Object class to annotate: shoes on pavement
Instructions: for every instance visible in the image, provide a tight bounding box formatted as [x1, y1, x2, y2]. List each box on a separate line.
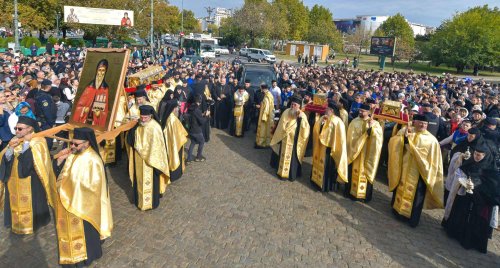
[195, 156, 206, 162]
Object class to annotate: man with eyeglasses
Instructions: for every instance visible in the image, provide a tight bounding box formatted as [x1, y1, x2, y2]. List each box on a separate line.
[127, 105, 170, 210]
[0, 116, 55, 235]
[52, 127, 113, 266]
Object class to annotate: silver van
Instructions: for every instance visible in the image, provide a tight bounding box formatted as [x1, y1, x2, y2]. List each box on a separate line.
[247, 48, 276, 63]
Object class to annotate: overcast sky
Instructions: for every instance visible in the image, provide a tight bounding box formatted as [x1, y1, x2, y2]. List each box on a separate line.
[168, 0, 498, 27]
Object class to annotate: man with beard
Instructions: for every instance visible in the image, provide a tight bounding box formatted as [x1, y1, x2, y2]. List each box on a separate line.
[127, 105, 170, 210]
[210, 76, 223, 128]
[344, 103, 383, 202]
[216, 77, 233, 129]
[147, 80, 165, 110]
[243, 79, 255, 131]
[443, 144, 499, 253]
[255, 84, 274, 148]
[311, 101, 348, 192]
[388, 114, 444, 227]
[0, 116, 55, 235]
[230, 85, 250, 137]
[53, 127, 113, 266]
[270, 95, 310, 181]
[160, 100, 188, 181]
[72, 59, 110, 127]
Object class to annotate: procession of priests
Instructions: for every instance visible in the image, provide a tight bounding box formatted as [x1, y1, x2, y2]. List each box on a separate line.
[1, 78, 499, 267]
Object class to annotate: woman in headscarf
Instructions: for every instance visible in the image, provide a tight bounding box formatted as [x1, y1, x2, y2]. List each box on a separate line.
[8, 101, 36, 135]
[160, 99, 188, 181]
[443, 144, 499, 254]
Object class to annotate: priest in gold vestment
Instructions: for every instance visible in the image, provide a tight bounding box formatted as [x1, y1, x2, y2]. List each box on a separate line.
[230, 85, 250, 137]
[0, 116, 55, 235]
[344, 104, 383, 202]
[53, 127, 113, 266]
[147, 80, 165, 110]
[270, 95, 310, 181]
[388, 114, 444, 227]
[160, 100, 188, 181]
[311, 101, 348, 192]
[127, 105, 170, 210]
[255, 84, 274, 148]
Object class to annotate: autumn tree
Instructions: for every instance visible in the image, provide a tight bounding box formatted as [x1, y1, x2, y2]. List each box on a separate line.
[274, 0, 309, 40]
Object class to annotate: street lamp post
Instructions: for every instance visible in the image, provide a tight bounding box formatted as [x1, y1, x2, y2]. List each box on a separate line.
[150, 0, 154, 58]
[14, 0, 20, 51]
[181, 0, 184, 34]
[56, 11, 60, 38]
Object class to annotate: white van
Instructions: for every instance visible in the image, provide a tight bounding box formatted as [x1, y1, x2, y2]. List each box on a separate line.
[247, 48, 276, 63]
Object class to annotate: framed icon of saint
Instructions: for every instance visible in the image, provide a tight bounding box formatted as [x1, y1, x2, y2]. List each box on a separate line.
[70, 48, 130, 132]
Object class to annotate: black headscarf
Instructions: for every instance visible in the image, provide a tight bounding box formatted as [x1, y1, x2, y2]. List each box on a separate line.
[160, 100, 178, 129]
[160, 89, 175, 103]
[73, 127, 100, 158]
[451, 128, 483, 157]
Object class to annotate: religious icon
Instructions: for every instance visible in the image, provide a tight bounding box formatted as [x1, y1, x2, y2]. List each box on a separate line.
[121, 12, 132, 28]
[66, 8, 79, 23]
[72, 59, 110, 127]
[70, 49, 130, 132]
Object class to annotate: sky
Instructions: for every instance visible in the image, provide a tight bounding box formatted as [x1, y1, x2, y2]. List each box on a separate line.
[167, 0, 498, 27]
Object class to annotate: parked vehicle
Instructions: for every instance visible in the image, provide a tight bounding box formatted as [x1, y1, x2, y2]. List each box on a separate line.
[200, 45, 216, 58]
[238, 63, 277, 89]
[247, 48, 276, 63]
[214, 45, 230, 55]
[239, 48, 249, 57]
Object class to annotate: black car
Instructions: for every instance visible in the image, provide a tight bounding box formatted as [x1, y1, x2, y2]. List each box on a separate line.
[238, 63, 277, 88]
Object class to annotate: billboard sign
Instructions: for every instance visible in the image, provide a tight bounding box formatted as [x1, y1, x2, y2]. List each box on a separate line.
[370, 37, 396, 56]
[64, 6, 134, 27]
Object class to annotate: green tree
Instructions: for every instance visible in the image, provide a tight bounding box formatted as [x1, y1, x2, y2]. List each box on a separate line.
[306, 5, 343, 52]
[374, 13, 415, 63]
[180, 10, 201, 33]
[427, 5, 500, 73]
[274, 0, 309, 40]
[219, 17, 244, 47]
[232, 1, 271, 46]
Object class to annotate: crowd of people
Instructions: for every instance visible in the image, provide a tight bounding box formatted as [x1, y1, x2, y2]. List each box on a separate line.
[0, 44, 499, 266]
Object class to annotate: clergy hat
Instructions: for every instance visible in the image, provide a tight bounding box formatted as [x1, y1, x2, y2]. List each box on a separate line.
[151, 80, 159, 85]
[73, 127, 100, 156]
[474, 143, 489, 154]
[290, 95, 303, 105]
[413, 114, 429, 122]
[134, 90, 148, 98]
[328, 100, 336, 110]
[160, 100, 179, 129]
[41, 79, 52, 86]
[244, 79, 251, 83]
[17, 116, 40, 132]
[359, 104, 371, 111]
[139, 105, 155, 116]
[136, 84, 147, 91]
[237, 85, 245, 90]
[468, 127, 480, 135]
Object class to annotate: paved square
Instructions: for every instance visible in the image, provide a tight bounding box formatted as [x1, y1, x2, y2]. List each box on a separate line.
[1, 128, 499, 267]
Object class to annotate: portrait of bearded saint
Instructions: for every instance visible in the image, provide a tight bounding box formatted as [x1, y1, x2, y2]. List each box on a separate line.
[73, 59, 110, 128]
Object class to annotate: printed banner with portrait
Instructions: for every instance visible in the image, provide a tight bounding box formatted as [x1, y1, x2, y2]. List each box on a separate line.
[64, 6, 134, 27]
[69, 48, 130, 132]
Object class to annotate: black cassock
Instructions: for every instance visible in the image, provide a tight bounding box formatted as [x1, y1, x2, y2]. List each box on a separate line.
[52, 160, 103, 267]
[443, 168, 500, 254]
[169, 150, 183, 182]
[270, 117, 303, 181]
[216, 84, 233, 130]
[311, 124, 339, 192]
[127, 125, 162, 209]
[0, 148, 50, 232]
[304, 111, 316, 157]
